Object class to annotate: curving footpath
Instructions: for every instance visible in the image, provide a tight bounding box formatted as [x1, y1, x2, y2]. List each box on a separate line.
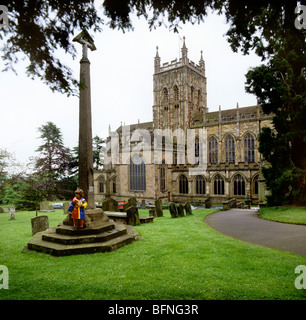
[205, 209, 306, 256]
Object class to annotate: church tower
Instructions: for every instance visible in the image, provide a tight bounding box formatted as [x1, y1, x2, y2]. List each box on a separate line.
[153, 37, 207, 131]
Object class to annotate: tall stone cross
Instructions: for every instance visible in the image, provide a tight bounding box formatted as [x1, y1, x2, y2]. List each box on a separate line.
[73, 30, 97, 209]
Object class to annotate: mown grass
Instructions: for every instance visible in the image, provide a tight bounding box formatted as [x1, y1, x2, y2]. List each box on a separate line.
[0, 208, 306, 300]
[259, 206, 306, 225]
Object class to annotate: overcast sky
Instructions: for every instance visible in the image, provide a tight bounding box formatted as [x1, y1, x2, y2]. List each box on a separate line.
[1, 10, 262, 168]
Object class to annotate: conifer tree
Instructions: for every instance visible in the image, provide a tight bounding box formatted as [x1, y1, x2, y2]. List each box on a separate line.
[34, 122, 71, 199]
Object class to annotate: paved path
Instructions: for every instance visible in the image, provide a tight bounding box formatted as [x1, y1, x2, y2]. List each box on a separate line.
[205, 209, 306, 256]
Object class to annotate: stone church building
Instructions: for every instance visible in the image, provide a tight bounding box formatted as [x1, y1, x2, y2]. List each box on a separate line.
[94, 38, 272, 205]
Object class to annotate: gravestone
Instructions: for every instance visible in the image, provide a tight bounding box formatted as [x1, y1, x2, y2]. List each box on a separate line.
[140, 200, 146, 209]
[149, 208, 156, 217]
[169, 203, 178, 218]
[109, 198, 118, 211]
[128, 197, 137, 207]
[9, 206, 15, 220]
[123, 202, 129, 212]
[177, 204, 185, 217]
[40, 201, 50, 211]
[102, 197, 119, 212]
[184, 202, 192, 215]
[126, 206, 140, 226]
[205, 198, 211, 208]
[155, 199, 163, 217]
[40, 201, 53, 211]
[31, 215, 49, 235]
[102, 199, 109, 211]
[63, 202, 70, 214]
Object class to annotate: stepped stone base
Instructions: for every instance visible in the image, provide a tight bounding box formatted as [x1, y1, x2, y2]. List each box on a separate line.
[25, 208, 139, 256]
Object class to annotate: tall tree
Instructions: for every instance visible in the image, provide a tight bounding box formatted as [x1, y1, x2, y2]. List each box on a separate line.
[34, 121, 71, 199]
[242, 3, 306, 205]
[93, 135, 105, 170]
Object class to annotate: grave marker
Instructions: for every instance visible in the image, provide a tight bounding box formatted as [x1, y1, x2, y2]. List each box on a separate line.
[31, 215, 49, 235]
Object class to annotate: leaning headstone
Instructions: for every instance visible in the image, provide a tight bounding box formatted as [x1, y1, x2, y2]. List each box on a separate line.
[169, 203, 178, 218]
[155, 199, 163, 217]
[177, 204, 185, 217]
[63, 202, 70, 214]
[31, 215, 49, 235]
[9, 206, 15, 220]
[126, 206, 140, 226]
[184, 202, 192, 215]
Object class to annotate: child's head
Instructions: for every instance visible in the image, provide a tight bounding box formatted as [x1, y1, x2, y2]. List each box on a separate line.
[75, 188, 84, 199]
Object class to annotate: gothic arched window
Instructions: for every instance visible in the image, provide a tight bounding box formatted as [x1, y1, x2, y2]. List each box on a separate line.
[130, 155, 146, 191]
[214, 174, 224, 195]
[253, 175, 259, 195]
[244, 133, 255, 162]
[233, 174, 245, 196]
[179, 175, 188, 194]
[195, 175, 205, 195]
[98, 175, 104, 193]
[174, 85, 179, 102]
[195, 137, 203, 164]
[163, 88, 169, 110]
[191, 86, 194, 102]
[160, 165, 166, 193]
[112, 176, 117, 194]
[225, 135, 235, 163]
[190, 86, 194, 110]
[208, 136, 218, 164]
[197, 90, 201, 110]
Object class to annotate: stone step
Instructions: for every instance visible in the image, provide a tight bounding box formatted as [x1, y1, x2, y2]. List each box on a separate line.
[56, 220, 115, 236]
[42, 226, 127, 245]
[27, 231, 135, 257]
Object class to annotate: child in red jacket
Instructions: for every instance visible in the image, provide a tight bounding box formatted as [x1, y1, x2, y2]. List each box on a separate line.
[68, 188, 87, 229]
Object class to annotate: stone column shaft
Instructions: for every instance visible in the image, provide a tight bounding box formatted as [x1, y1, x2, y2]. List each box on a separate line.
[79, 55, 95, 209]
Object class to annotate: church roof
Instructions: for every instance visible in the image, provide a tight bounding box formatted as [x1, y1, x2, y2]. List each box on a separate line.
[115, 121, 154, 134]
[191, 105, 264, 126]
[206, 105, 258, 119]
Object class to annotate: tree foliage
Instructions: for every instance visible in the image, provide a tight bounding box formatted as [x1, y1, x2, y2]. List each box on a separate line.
[1, 0, 103, 96]
[3, 178, 38, 211]
[243, 4, 306, 205]
[93, 135, 105, 170]
[33, 121, 73, 199]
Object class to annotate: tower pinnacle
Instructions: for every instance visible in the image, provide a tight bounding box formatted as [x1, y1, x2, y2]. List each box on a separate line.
[154, 45, 161, 73]
[181, 36, 188, 64]
[199, 50, 205, 71]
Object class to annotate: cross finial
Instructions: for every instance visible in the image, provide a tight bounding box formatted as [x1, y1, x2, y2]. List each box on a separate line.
[73, 30, 96, 59]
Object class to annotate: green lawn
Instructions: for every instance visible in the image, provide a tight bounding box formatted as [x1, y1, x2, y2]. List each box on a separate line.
[259, 206, 306, 225]
[0, 208, 306, 300]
